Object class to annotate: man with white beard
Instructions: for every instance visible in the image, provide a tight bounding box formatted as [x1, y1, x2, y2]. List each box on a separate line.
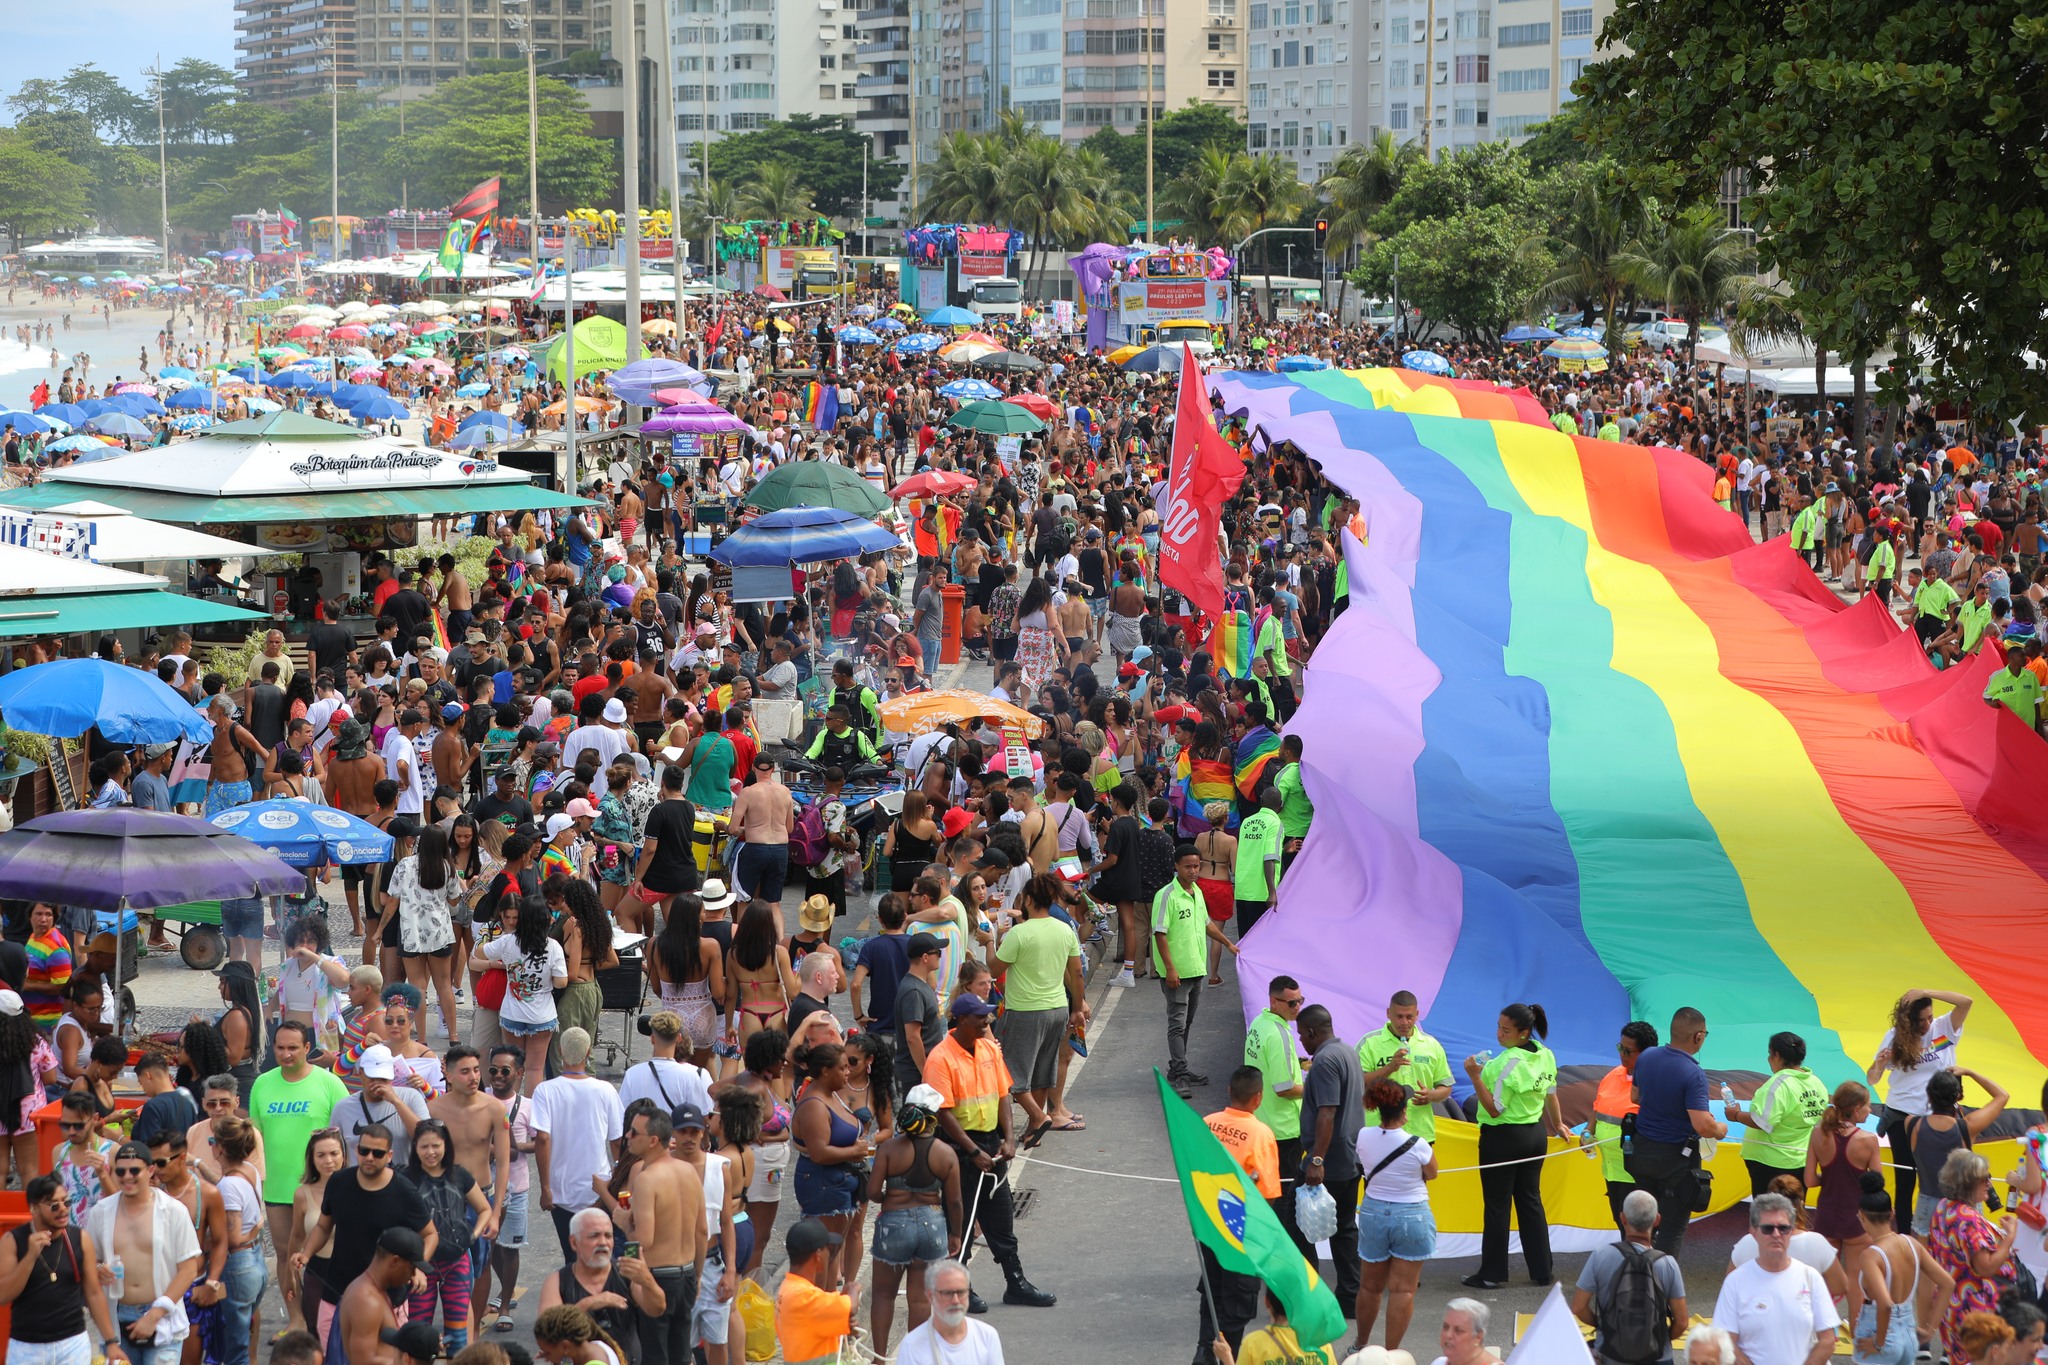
[895, 1259, 1004, 1364]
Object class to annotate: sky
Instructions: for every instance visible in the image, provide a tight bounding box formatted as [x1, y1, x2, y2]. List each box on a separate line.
[5, 0, 238, 119]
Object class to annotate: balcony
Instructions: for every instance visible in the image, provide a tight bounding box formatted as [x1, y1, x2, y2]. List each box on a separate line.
[856, 70, 906, 91]
[855, 36, 903, 56]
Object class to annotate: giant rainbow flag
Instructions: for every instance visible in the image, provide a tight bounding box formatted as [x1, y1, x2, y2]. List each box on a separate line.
[1225, 367, 2048, 1249]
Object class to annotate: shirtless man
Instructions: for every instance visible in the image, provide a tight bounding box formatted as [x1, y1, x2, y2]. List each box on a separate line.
[204, 694, 262, 819]
[1056, 579, 1091, 656]
[630, 652, 676, 750]
[325, 723, 386, 933]
[669, 1105, 740, 1365]
[428, 1046, 511, 1242]
[146, 1130, 229, 1328]
[727, 755, 795, 913]
[185, 1076, 267, 1185]
[617, 482, 645, 546]
[1106, 570, 1147, 664]
[614, 1108, 706, 1365]
[431, 706, 473, 800]
[437, 553, 475, 637]
[335, 1228, 426, 1365]
[86, 1142, 202, 1365]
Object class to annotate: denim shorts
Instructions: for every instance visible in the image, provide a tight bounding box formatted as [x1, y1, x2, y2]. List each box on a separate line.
[498, 1188, 528, 1248]
[793, 1158, 863, 1217]
[871, 1204, 948, 1267]
[220, 896, 266, 939]
[499, 1015, 557, 1038]
[1852, 1299, 1918, 1365]
[1356, 1195, 1437, 1263]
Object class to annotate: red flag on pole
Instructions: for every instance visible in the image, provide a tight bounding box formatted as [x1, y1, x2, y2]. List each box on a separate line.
[703, 311, 726, 357]
[448, 177, 501, 222]
[1158, 342, 1245, 621]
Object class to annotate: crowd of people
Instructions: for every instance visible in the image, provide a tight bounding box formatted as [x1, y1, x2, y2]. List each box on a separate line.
[3, 245, 2048, 1365]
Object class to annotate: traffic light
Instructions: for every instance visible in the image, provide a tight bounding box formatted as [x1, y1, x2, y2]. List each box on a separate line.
[1314, 217, 1330, 252]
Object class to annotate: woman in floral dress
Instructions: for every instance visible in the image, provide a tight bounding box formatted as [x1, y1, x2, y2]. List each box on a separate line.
[1928, 1147, 2020, 1363]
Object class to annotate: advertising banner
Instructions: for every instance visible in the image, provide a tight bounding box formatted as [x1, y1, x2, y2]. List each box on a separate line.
[1117, 280, 1231, 326]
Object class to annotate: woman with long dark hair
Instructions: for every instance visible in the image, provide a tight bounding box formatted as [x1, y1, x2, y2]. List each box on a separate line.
[388, 822, 461, 1045]
[791, 1040, 872, 1285]
[726, 902, 800, 1055]
[1461, 1002, 1567, 1289]
[552, 877, 615, 1070]
[177, 1018, 232, 1096]
[882, 790, 941, 895]
[1868, 988, 1974, 1226]
[408, 1117, 495, 1353]
[215, 961, 264, 1105]
[479, 895, 567, 1094]
[447, 813, 495, 1001]
[649, 892, 723, 1067]
[1014, 575, 1068, 693]
[0, 987, 57, 1183]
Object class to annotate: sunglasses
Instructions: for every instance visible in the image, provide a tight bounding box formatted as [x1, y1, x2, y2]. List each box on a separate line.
[59, 1120, 87, 1132]
[1277, 995, 1305, 1007]
[152, 1157, 172, 1169]
[1757, 1224, 1794, 1236]
[488, 1066, 516, 1076]
[114, 1166, 148, 1179]
[358, 1147, 392, 1160]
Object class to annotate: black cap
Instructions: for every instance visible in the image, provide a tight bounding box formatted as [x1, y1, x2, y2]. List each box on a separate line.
[670, 1101, 708, 1130]
[904, 932, 943, 959]
[376, 1226, 429, 1266]
[785, 1217, 843, 1262]
[379, 1322, 443, 1362]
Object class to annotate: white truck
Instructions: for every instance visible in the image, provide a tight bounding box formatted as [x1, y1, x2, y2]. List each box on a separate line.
[968, 276, 1024, 322]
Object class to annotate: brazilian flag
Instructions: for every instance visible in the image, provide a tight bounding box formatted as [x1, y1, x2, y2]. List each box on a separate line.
[1155, 1069, 1345, 1349]
[420, 220, 471, 282]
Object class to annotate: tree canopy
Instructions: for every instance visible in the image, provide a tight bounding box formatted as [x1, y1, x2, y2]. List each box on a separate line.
[700, 115, 893, 219]
[1078, 101, 1249, 212]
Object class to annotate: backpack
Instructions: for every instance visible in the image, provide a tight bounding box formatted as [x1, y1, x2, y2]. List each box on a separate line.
[1598, 1241, 1671, 1365]
[790, 799, 829, 868]
[419, 1170, 473, 1261]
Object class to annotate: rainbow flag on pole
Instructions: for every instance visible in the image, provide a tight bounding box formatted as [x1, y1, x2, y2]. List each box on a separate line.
[801, 380, 839, 431]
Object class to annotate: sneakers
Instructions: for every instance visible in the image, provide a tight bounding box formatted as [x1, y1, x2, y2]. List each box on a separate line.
[1114, 965, 1136, 988]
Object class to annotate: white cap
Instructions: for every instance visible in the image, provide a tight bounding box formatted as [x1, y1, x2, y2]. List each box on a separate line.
[357, 1044, 397, 1081]
[603, 698, 628, 724]
[546, 812, 575, 839]
[903, 1083, 945, 1111]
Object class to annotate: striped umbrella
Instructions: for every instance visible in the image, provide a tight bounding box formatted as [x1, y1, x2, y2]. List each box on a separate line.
[1542, 337, 1610, 373]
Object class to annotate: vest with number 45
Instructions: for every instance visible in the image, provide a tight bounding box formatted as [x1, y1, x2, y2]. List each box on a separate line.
[1599, 1240, 1672, 1365]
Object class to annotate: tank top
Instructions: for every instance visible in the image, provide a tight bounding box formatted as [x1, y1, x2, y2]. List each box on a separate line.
[884, 1135, 943, 1196]
[1910, 1115, 1972, 1199]
[555, 1267, 642, 1365]
[6, 1223, 87, 1343]
[796, 1093, 861, 1160]
[1812, 1126, 1866, 1240]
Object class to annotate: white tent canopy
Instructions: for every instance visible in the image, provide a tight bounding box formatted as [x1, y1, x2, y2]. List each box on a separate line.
[0, 540, 169, 593]
[0, 502, 263, 562]
[314, 252, 518, 280]
[1726, 364, 1880, 396]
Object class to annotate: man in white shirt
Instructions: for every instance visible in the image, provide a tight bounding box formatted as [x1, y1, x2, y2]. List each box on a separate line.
[305, 677, 351, 758]
[618, 1012, 714, 1118]
[896, 1259, 1005, 1365]
[669, 626, 719, 677]
[532, 1027, 625, 1260]
[1711, 1193, 1839, 1365]
[86, 1140, 204, 1365]
[381, 709, 426, 814]
[561, 697, 634, 772]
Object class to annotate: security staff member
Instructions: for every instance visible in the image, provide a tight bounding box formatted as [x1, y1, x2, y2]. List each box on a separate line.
[1624, 1006, 1727, 1256]
[1984, 648, 2044, 729]
[829, 660, 883, 742]
[806, 706, 879, 770]
[1356, 990, 1452, 1140]
[1904, 567, 1960, 644]
[1866, 527, 1899, 602]
[1589, 1021, 1657, 1228]
[1724, 1030, 1829, 1196]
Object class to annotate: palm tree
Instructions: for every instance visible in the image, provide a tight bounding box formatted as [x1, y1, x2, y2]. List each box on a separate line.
[921, 131, 1008, 226]
[1064, 145, 1136, 246]
[1318, 131, 1418, 318]
[1001, 132, 1087, 294]
[1621, 207, 1757, 370]
[1726, 280, 1808, 418]
[1221, 152, 1312, 315]
[1522, 172, 1650, 349]
[677, 175, 742, 285]
[1163, 146, 1249, 253]
[737, 161, 813, 221]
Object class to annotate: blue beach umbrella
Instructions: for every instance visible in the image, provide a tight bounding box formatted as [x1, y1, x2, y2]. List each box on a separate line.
[1400, 349, 1454, 376]
[207, 801, 394, 867]
[938, 378, 1002, 401]
[709, 505, 900, 566]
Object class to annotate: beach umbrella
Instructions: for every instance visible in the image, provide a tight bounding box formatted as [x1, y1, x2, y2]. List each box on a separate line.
[222, 248, 253, 262]
[167, 387, 217, 410]
[107, 393, 167, 416]
[1502, 325, 1561, 343]
[1400, 349, 1454, 376]
[111, 383, 158, 397]
[1276, 354, 1330, 372]
[851, 304, 878, 318]
[347, 395, 411, 422]
[971, 350, 1044, 373]
[877, 688, 1045, 739]
[86, 413, 152, 439]
[922, 305, 980, 326]
[640, 410, 749, 436]
[837, 325, 882, 346]
[0, 808, 302, 912]
[0, 411, 52, 435]
[654, 390, 721, 410]
[709, 505, 899, 566]
[456, 382, 492, 398]
[449, 425, 512, 450]
[1004, 392, 1058, 421]
[888, 470, 977, 500]
[1120, 346, 1184, 373]
[159, 365, 196, 380]
[458, 411, 523, 436]
[938, 378, 1002, 401]
[948, 400, 1044, 435]
[1560, 326, 1604, 341]
[743, 461, 892, 516]
[265, 369, 319, 390]
[1541, 337, 1610, 372]
[895, 333, 943, 356]
[874, 317, 907, 334]
[0, 660, 214, 744]
[349, 366, 384, 381]
[207, 802, 396, 868]
[44, 433, 107, 455]
[243, 395, 283, 414]
[35, 403, 88, 426]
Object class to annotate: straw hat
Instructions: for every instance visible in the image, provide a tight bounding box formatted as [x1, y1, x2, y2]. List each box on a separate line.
[799, 895, 835, 933]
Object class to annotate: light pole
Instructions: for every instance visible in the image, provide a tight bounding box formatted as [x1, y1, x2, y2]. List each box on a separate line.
[620, 0, 644, 364]
[149, 55, 169, 275]
[1143, 0, 1155, 243]
[503, 0, 541, 257]
[315, 36, 339, 262]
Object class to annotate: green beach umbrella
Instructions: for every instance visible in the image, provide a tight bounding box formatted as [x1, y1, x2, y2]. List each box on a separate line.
[948, 400, 1045, 436]
[742, 464, 891, 517]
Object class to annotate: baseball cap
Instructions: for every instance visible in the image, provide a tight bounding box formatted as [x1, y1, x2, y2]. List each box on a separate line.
[1118, 662, 1141, 679]
[440, 702, 464, 722]
[564, 797, 597, 820]
[785, 1218, 844, 1262]
[465, 628, 487, 645]
[670, 1102, 708, 1131]
[357, 1044, 398, 1081]
[545, 813, 575, 839]
[905, 932, 942, 959]
[379, 1322, 443, 1363]
[949, 992, 995, 1018]
[1130, 645, 1153, 663]
[376, 1226, 429, 1267]
[143, 741, 176, 759]
[603, 698, 628, 724]
[941, 806, 974, 839]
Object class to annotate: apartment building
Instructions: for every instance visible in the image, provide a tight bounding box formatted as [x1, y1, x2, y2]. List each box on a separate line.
[1243, 0, 1361, 185]
[234, 0, 360, 104]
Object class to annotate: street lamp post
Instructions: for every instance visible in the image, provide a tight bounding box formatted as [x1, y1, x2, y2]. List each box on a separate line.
[621, 0, 644, 364]
[503, 1, 541, 258]
[150, 55, 170, 275]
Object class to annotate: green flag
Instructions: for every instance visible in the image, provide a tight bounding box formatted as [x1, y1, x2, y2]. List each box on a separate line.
[1154, 1069, 1345, 1349]
[420, 219, 470, 281]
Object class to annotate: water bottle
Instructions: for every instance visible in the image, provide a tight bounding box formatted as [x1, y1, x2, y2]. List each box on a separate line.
[1474, 1049, 1493, 1067]
[1576, 1122, 1598, 1159]
[108, 1253, 124, 1300]
[1720, 1083, 1737, 1107]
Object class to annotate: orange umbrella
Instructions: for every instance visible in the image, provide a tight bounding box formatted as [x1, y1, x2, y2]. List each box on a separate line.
[877, 688, 1045, 738]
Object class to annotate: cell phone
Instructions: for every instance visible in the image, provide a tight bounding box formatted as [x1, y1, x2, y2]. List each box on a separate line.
[621, 1241, 641, 1260]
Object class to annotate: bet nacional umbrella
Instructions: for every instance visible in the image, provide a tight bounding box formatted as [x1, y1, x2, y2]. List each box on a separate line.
[0, 658, 215, 744]
[836, 326, 882, 345]
[709, 505, 900, 567]
[948, 400, 1045, 435]
[938, 378, 1002, 401]
[742, 460, 892, 516]
[877, 688, 1045, 739]
[1400, 349, 1454, 376]
[895, 333, 943, 356]
[1276, 354, 1330, 372]
[207, 800, 394, 867]
[1503, 324, 1561, 342]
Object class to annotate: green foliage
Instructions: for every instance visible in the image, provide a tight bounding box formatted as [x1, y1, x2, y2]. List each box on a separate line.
[1355, 204, 1551, 342]
[383, 73, 616, 213]
[703, 115, 890, 218]
[1515, 104, 1594, 176]
[198, 630, 270, 692]
[1370, 141, 1537, 239]
[1159, 145, 1243, 245]
[1521, 163, 1653, 347]
[917, 120, 1135, 288]
[0, 127, 93, 242]
[738, 162, 815, 221]
[1579, 0, 2048, 417]
[1616, 206, 1757, 367]
[1077, 101, 1249, 205]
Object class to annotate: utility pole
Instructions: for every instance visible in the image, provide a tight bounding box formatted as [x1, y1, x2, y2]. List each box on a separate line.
[1420, 0, 1435, 160]
[328, 40, 340, 262]
[620, 0, 644, 365]
[1143, 0, 1155, 243]
[506, 1, 540, 256]
[153, 56, 169, 275]
[907, 4, 919, 222]
[860, 142, 869, 258]
[399, 84, 408, 212]
[563, 235, 578, 483]
[1390, 250, 1401, 344]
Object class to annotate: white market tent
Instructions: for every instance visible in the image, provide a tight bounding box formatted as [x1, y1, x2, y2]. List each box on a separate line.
[313, 253, 518, 281]
[1725, 364, 1882, 396]
[0, 502, 262, 562]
